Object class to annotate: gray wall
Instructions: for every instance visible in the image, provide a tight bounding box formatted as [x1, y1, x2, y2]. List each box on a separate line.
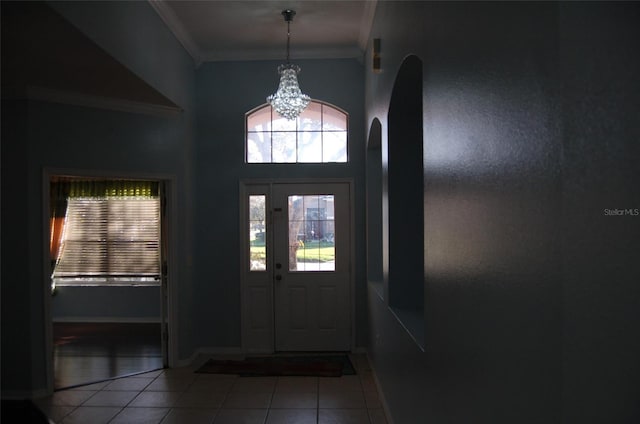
[559, 3, 640, 422]
[367, 3, 562, 421]
[365, 2, 639, 423]
[194, 59, 367, 349]
[52, 287, 161, 321]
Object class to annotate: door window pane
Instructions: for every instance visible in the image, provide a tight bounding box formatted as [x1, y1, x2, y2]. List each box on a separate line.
[249, 195, 266, 271]
[288, 195, 335, 272]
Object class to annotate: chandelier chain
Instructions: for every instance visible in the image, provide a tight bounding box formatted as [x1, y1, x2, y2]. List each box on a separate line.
[286, 19, 291, 63]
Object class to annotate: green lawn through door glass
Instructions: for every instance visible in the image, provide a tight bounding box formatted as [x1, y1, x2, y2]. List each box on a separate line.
[288, 194, 335, 271]
[249, 195, 266, 271]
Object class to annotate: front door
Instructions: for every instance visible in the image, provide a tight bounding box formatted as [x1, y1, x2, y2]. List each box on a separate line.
[272, 183, 351, 351]
[242, 181, 352, 352]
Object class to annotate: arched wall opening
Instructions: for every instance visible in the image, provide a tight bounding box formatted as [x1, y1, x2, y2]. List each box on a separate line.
[366, 118, 383, 299]
[385, 55, 425, 348]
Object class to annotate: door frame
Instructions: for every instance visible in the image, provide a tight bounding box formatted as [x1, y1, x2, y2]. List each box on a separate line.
[42, 167, 178, 394]
[239, 178, 355, 354]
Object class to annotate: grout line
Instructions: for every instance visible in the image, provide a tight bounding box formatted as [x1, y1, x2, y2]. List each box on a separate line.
[80, 389, 100, 406]
[105, 407, 125, 424]
[263, 377, 277, 424]
[216, 374, 236, 412]
[59, 404, 79, 423]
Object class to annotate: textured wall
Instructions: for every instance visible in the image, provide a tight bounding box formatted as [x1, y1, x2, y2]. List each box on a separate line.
[559, 3, 640, 422]
[366, 2, 639, 423]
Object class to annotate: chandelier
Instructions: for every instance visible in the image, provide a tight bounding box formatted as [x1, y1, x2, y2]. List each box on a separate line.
[266, 9, 310, 120]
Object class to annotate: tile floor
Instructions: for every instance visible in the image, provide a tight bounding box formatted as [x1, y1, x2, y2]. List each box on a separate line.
[34, 354, 388, 424]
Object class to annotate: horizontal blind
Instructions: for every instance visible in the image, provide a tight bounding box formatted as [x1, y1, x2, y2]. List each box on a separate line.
[53, 197, 160, 278]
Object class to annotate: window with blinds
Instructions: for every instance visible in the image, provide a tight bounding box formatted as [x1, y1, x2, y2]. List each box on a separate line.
[52, 196, 161, 286]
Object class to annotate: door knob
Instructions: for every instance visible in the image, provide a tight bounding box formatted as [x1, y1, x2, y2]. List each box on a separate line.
[275, 274, 282, 281]
[275, 263, 282, 269]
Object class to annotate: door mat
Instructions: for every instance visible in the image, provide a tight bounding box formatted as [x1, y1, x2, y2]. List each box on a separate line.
[195, 355, 356, 377]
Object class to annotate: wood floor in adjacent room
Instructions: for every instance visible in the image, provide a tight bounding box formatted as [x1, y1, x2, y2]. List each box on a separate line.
[53, 322, 163, 389]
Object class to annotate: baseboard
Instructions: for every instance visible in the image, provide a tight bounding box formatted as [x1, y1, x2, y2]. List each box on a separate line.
[52, 317, 161, 324]
[1, 387, 50, 401]
[365, 351, 395, 424]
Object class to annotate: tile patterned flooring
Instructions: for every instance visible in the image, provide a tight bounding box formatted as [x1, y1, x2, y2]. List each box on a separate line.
[34, 355, 388, 424]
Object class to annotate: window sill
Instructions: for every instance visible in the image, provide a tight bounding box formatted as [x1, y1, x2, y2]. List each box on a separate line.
[53, 278, 160, 287]
[389, 306, 425, 352]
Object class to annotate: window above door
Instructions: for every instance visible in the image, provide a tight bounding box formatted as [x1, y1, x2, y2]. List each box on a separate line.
[246, 100, 348, 164]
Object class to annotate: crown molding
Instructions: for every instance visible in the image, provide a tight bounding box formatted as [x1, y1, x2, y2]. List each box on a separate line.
[148, 0, 202, 67]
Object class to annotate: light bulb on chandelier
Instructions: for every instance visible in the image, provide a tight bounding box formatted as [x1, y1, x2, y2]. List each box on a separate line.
[266, 9, 310, 120]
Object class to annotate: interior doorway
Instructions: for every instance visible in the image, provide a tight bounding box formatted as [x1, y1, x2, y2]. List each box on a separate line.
[48, 176, 168, 389]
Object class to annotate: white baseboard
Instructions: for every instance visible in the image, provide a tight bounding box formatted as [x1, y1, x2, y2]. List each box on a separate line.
[366, 351, 395, 424]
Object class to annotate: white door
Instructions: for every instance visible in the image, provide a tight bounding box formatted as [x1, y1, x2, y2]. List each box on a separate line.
[271, 183, 351, 351]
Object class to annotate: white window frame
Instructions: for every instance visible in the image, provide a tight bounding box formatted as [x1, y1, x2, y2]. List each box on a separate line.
[245, 100, 349, 164]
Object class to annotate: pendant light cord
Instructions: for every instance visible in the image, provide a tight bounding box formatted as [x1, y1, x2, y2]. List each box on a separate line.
[282, 9, 295, 64]
[286, 19, 291, 63]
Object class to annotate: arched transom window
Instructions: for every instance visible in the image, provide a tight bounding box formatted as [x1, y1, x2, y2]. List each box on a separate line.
[246, 100, 348, 163]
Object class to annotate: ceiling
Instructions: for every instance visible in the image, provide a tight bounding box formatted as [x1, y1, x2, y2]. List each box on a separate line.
[149, 1, 378, 65]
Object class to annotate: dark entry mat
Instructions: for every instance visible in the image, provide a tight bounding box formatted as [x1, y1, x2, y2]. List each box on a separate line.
[195, 355, 356, 377]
